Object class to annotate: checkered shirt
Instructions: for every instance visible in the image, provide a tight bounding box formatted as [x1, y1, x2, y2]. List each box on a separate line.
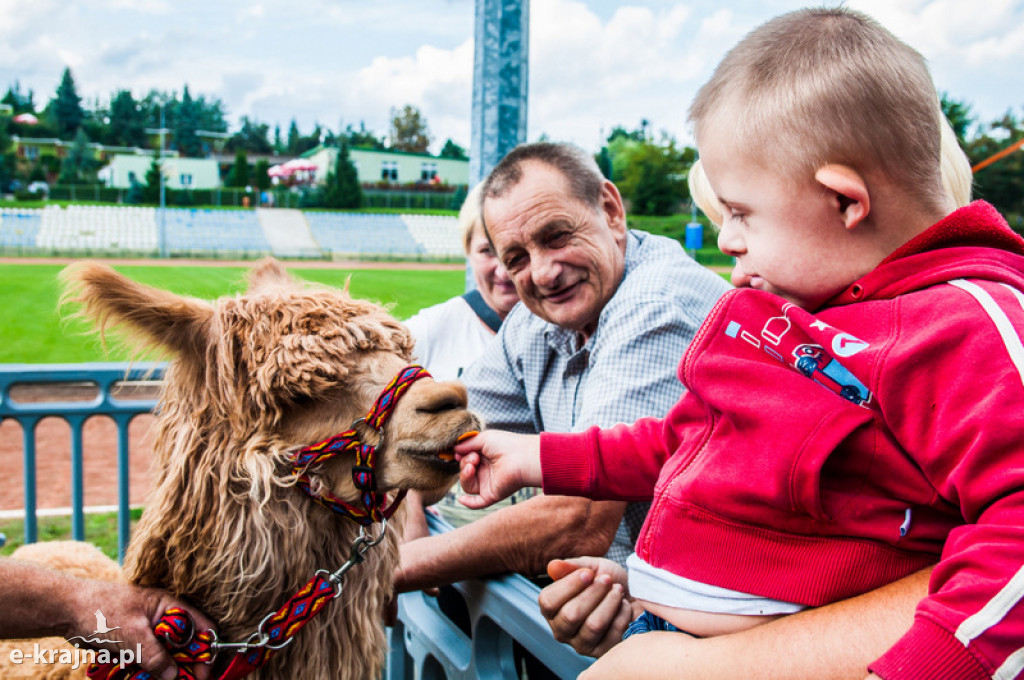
[463, 230, 730, 565]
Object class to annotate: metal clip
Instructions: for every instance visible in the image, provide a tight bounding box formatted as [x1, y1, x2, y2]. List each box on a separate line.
[320, 519, 389, 598]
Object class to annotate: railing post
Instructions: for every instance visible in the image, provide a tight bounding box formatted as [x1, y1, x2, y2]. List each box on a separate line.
[68, 414, 86, 541]
[21, 416, 39, 545]
[116, 414, 133, 562]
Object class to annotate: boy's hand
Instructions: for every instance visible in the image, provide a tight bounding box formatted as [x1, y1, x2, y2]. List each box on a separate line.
[454, 431, 541, 509]
[540, 557, 633, 658]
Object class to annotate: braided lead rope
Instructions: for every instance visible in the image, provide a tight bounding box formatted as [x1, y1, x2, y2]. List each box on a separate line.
[87, 523, 389, 680]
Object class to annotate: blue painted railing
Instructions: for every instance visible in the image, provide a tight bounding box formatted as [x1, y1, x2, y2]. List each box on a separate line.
[0, 362, 592, 679]
[0, 362, 162, 561]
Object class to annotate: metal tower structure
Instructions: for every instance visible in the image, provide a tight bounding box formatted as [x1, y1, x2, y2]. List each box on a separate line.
[470, 0, 529, 186]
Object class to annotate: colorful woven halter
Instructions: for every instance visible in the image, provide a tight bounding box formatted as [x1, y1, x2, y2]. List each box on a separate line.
[87, 364, 432, 680]
[290, 363, 431, 524]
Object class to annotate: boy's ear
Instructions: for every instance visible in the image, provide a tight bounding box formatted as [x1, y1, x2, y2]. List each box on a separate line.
[814, 164, 870, 229]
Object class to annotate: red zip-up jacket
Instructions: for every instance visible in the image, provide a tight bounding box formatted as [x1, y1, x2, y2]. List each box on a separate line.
[542, 202, 1024, 679]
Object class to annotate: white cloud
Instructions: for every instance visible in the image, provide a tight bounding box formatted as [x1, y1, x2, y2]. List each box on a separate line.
[0, 0, 1021, 155]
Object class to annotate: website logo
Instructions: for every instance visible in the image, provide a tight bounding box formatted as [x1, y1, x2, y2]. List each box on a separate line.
[8, 609, 142, 672]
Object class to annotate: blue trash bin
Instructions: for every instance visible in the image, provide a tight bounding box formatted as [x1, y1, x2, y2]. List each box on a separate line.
[685, 221, 703, 252]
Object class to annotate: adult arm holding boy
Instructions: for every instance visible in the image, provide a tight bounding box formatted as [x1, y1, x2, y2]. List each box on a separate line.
[0, 557, 216, 680]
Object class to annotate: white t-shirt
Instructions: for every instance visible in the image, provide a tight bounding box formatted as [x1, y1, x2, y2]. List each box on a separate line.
[404, 296, 496, 382]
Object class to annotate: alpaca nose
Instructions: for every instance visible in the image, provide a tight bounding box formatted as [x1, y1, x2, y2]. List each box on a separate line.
[415, 382, 468, 414]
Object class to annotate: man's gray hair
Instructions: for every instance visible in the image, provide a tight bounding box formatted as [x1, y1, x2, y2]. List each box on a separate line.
[481, 142, 605, 212]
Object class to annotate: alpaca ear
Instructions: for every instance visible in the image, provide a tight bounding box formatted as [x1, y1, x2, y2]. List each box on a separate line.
[60, 261, 214, 358]
[246, 257, 298, 294]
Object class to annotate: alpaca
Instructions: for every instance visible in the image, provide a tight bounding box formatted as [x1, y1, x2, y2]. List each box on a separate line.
[1, 259, 480, 680]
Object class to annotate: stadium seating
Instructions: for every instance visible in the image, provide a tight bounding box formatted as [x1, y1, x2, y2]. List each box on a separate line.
[306, 212, 427, 257]
[0, 207, 43, 249]
[35, 205, 158, 253]
[400, 214, 463, 257]
[162, 208, 270, 255]
[0, 204, 462, 260]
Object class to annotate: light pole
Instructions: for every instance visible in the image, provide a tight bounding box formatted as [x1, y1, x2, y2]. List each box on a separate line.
[145, 106, 170, 258]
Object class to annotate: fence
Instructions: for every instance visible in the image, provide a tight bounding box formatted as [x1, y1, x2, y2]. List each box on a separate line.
[37, 185, 462, 212]
[0, 362, 592, 679]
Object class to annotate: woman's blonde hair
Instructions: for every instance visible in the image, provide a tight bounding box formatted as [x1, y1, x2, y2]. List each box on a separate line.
[459, 183, 485, 254]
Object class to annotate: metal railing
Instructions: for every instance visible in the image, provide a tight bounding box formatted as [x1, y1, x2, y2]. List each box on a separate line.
[0, 362, 163, 561]
[0, 362, 592, 679]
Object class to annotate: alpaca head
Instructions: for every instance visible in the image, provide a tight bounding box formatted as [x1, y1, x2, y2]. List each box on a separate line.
[62, 259, 478, 505]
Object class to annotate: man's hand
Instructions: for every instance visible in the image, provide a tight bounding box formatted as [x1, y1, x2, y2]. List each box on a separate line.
[539, 557, 633, 658]
[454, 431, 542, 509]
[68, 579, 217, 680]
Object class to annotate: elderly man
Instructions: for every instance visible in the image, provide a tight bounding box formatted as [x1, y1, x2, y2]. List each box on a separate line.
[395, 142, 729, 590]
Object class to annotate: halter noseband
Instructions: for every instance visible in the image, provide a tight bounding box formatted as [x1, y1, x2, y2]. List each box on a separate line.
[290, 364, 431, 525]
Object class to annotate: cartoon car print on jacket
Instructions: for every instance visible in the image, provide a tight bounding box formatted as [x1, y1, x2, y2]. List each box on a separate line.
[793, 344, 872, 405]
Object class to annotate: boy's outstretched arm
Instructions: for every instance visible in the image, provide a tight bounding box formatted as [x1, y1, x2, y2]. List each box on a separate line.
[455, 430, 542, 509]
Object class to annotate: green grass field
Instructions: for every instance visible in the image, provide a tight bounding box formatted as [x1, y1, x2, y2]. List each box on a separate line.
[0, 263, 465, 364]
[0, 509, 142, 559]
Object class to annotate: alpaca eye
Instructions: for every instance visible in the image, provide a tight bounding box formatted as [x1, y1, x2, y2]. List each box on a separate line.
[417, 396, 461, 414]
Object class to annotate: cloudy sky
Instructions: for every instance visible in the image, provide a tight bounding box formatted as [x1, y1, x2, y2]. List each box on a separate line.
[1, 0, 1022, 154]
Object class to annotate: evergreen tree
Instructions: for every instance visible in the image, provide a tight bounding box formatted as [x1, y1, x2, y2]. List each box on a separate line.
[2, 81, 35, 114]
[323, 140, 362, 209]
[254, 159, 271, 192]
[273, 124, 284, 154]
[344, 122, 384, 149]
[439, 138, 467, 159]
[58, 128, 92, 184]
[225, 149, 250, 188]
[226, 116, 271, 154]
[141, 158, 163, 204]
[286, 119, 300, 155]
[53, 67, 84, 138]
[175, 86, 202, 157]
[107, 90, 146, 148]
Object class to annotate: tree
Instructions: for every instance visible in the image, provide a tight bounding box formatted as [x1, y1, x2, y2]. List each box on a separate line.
[607, 130, 694, 216]
[323, 140, 363, 209]
[141, 158, 163, 204]
[389, 104, 431, 153]
[344, 122, 384, 149]
[2, 82, 35, 114]
[226, 116, 272, 154]
[107, 90, 147, 148]
[58, 128, 93, 184]
[253, 159, 271, 192]
[225, 149, 250, 188]
[273, 124, 284, 154]
[941, 93, 975, 144]
[175, 86, 202, 157]
[969, 110, 1024, 221]
[286, 119, 300, 155]
[439, 139, 467, 160]
[52, 67, 84, 138]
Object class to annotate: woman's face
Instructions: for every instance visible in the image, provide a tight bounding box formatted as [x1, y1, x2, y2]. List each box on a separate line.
[467, 226, 520, 319]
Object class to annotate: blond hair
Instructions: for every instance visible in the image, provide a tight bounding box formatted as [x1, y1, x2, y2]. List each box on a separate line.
[458, 183, 485, 254]
[940, 115, 973, 208]
[689, 7, 946, 212]
[687, 159, 722, 226]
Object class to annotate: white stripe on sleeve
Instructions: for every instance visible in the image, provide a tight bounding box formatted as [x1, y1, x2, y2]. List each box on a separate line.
[955, 563, 1024, 646]
[949, 280, 1024, 389]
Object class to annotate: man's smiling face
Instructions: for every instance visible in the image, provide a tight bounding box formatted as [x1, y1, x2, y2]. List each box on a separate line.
[482, 160, 628, 341]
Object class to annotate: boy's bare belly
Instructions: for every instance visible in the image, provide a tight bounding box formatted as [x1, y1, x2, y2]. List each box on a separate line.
[639, 598, 786, 637]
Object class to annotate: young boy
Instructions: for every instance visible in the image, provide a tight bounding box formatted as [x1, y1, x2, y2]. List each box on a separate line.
[456, 8, 1024, 679]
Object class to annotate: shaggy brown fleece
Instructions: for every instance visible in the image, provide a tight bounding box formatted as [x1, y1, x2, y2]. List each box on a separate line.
[1, 259, 479, 680]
